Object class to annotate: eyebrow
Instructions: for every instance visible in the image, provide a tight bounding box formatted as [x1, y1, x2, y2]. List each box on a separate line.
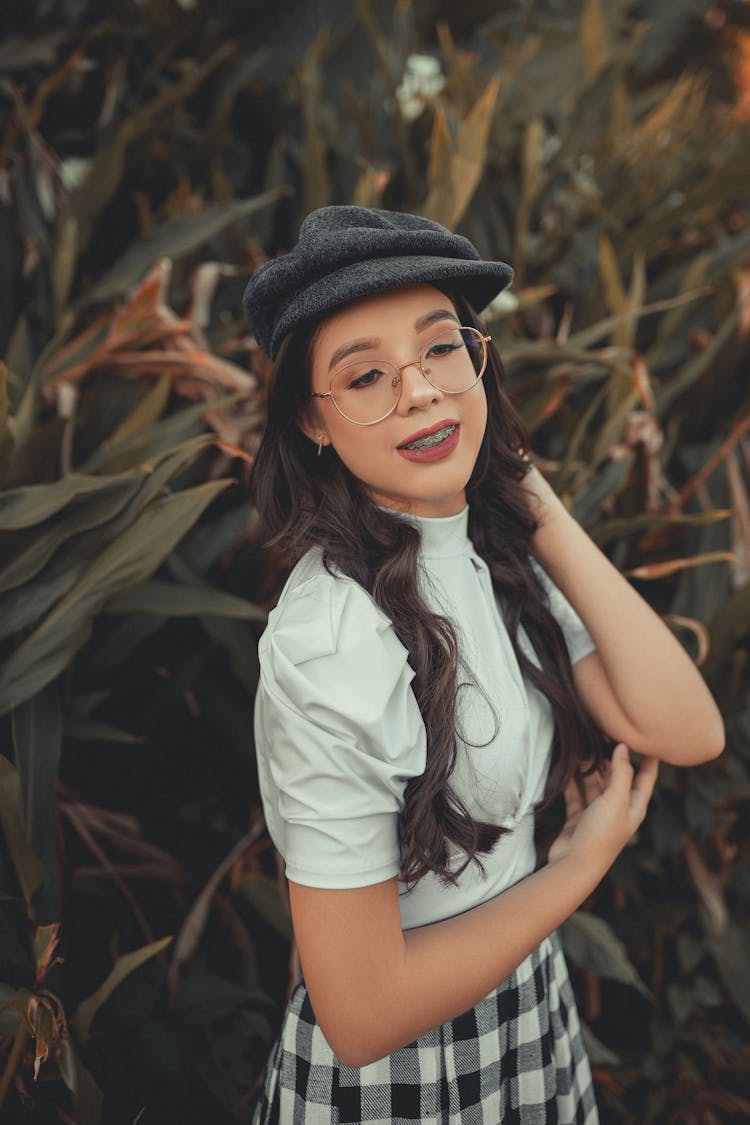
[327, 307, 460, 372]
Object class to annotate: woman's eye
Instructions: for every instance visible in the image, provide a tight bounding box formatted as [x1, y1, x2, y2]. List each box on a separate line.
[348, 368, 382, 389]
[428, 342, 461, 358]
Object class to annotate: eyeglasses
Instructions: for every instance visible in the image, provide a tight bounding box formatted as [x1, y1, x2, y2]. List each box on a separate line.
[310, 326, 491, 426]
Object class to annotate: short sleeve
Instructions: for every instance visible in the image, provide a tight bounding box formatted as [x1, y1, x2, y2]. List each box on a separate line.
[529, 557, 597, 666]
[254, 574, 427, 889]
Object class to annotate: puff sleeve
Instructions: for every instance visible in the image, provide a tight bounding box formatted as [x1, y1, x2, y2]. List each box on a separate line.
[529, 557, 597, 666]
[254, 573, 427, 889]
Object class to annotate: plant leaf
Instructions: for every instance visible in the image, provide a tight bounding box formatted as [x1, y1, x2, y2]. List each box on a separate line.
[10, 679, 63, 923]
[0, 479, 230, 714]
[0, 363, 14, 483]
[0, 756, 44, 910]
[104, 580, 267, 622]
[624, 551, 735, 580]
[561, 911, 652, 998]
[71, 935, 173, 1043]
[82, 188, 288, 307]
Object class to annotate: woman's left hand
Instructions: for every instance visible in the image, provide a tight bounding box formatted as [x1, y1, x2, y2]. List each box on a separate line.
[547, 765, 607, 866]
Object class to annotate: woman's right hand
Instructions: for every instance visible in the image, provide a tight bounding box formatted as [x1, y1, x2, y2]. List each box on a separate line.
[548, 743, 658, 872]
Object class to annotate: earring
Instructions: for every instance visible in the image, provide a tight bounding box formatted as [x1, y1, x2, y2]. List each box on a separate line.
[316, 433, 325, 457]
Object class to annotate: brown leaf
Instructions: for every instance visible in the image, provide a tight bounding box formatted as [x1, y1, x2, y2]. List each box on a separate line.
[580, 0, 611, 81]
[623, 551, 736, 579]
[167, 812, 265, 1000]
[423, 79, 500, 230]
[662, 614, 712, 666]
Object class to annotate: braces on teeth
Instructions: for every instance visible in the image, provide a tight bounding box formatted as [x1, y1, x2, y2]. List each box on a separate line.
[403, 424, 456, 450]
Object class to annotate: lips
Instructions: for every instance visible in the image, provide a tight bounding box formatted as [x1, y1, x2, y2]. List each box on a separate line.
[398, 420, 458, 450]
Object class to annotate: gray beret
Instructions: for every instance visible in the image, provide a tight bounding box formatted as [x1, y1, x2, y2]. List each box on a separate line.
[242, 205, 513, 359]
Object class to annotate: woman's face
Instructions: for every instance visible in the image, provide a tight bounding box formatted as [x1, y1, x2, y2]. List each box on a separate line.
[302, 284, 488, 517]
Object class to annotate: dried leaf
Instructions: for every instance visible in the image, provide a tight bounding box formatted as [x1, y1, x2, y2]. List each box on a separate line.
[624, 551, 735, 579]
[168, 818, 265, 999]
[671, 410, 750, 514]
[662, 614, 711, 666]
[598, 235, 627, 316]
[423, 110, 455, 227]
[449, 78, 500, 229]
[580, 0, 611, 80]
[423, 79, 500, 229]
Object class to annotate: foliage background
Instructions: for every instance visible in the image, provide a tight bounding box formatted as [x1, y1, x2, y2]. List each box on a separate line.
[1, 0, 749, 1122]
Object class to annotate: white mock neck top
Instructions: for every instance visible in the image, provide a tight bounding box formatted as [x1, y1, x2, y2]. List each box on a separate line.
[253, 505, 596, 930]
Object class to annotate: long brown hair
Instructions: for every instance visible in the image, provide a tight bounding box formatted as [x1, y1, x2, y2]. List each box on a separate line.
[252, 290, 607, 887]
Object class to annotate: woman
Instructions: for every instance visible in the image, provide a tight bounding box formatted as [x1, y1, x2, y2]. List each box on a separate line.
[243, 206, 724, 1124]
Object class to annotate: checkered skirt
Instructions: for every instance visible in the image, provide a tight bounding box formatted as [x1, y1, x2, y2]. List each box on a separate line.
[250, 929, 599, 1124]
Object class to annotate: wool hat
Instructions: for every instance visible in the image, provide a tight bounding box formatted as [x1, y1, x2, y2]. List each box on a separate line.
[242, 205, 514, 359]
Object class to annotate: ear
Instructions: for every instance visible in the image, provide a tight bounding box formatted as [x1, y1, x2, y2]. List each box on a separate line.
[296, 400, 330, 451]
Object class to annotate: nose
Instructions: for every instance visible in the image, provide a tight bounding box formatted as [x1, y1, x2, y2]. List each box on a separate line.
[394, 360, 444, 415]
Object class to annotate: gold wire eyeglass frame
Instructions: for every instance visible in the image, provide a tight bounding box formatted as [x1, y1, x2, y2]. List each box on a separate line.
[310, 327, 492, 426]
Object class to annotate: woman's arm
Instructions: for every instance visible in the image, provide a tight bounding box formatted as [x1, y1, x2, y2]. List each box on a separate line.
[523, 464, 725, 765]
[290, 745, 657, 1067]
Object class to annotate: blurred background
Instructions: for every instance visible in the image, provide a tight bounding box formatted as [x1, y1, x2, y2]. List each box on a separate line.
[1, 0, 749, 1121]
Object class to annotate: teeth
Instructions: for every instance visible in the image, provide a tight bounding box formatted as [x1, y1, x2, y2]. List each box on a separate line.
[403, 424, 456, 450]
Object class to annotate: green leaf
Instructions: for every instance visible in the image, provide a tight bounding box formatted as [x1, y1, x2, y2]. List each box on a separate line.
[71, 935, 173, 1043]
[709, 922, 750, 1025]
[571, 455, 634, 528]
[0, 479, 231, 715]
[560, 910, 652, 998]
[0, 982, 21, 1037]
[580, 1020, 621, 1066]
[238, 875, 292, 940]
[173, 974, 274, 1026]
[57, 1038, 103, 1125]
[62, 714, 144, 745]
[78, 613, 165, 676]
[0, 756, 44, 910]
[82, 189, 288, 307]
[10, 678, 63, 923]
[0, 436, 213, 641]
[104, 579, 267, 622]
[0, 470, 130, 531]
[0, 474, 141, 592]
[104, 375, 172, 448]
[0, 363, 14, 483]
[80, 395, 235, 475]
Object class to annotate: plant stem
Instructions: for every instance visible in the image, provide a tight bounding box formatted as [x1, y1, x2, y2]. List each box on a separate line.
[0, 1022, 29, 1107]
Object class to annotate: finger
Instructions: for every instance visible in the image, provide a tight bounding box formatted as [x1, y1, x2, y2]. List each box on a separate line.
[630, 754, 659, 813]
[563, 777, 584, 819]
[581, 769, 606, 804]
[605, 743, 634, 793]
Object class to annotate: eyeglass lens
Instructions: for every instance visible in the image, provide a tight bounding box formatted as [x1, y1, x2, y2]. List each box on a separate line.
[329, 327, 486, 424]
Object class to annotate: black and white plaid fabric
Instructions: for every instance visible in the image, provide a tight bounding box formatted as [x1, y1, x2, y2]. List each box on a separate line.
[251, 930, 599, 1124]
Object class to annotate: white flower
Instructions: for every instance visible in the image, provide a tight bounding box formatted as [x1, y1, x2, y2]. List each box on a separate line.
[395, 54, 445, 121]
[59, 157, 93, 193]
[483, 290, 518, 316]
